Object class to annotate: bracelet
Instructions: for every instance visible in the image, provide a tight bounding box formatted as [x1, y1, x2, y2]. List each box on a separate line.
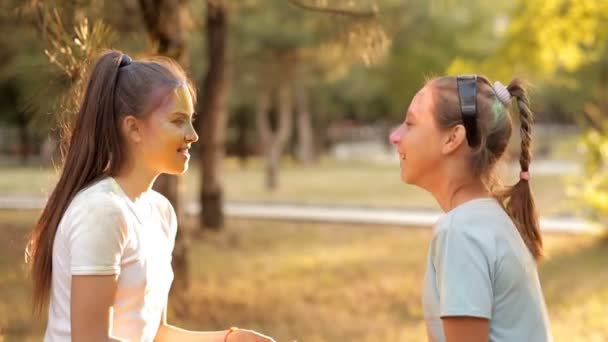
[224, 327, 239, 342]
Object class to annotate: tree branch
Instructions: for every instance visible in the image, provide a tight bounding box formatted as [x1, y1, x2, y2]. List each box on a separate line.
[288, 0, 377, 18]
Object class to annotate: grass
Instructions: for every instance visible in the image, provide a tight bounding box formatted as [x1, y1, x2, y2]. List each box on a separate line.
[0, 157, 575, 216]
[1, 209, 607, 341]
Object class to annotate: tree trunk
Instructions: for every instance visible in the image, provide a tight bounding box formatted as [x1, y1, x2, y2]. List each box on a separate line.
[266, 144, 281, 190]
[138, 0, 191, 293]
[256, 80, 293, 191]
[235, 108, 250, 168]
[16, 112, 31, 165]
[295, 81, 314, 166]
[138, 0, 190, 65]
[256, 89, 272, 184]
[198, 0, 229, 230]
[599, 51, 608, 122]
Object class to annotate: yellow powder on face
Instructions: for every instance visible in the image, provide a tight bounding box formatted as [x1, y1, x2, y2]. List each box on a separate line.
[171, 85, 194, 116]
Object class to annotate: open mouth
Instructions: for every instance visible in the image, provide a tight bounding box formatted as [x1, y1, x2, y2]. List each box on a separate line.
[177, 147, 190, 157]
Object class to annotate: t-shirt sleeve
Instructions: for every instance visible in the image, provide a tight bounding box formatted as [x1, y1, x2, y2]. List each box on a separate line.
[66, 194, 129, 276]
[431, 219, 494, 319]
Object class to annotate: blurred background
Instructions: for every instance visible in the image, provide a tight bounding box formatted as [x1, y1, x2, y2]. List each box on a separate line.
[0, 0, 607, 341]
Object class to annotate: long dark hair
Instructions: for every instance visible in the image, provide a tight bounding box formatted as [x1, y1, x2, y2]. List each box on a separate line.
[27, 50, 196, 314]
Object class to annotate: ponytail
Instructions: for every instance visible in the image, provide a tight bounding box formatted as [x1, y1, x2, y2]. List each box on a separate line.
[27, 51, 125, 314]
[497, 79, 543, 260]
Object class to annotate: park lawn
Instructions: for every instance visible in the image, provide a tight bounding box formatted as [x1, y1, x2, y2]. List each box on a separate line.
[1, 209, 607, 342]
[0, 157, 574, 216]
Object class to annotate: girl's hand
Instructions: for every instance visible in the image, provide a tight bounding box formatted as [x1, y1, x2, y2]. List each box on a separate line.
[226, 329, 276, 342]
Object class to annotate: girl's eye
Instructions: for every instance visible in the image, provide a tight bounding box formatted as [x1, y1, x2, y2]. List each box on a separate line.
[173, 119, 185, 125]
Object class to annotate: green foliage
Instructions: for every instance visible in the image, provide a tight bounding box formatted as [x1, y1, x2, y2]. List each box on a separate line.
[0, 1, 124, 139]
[569, 128, 608, 223]
[447, 0, 608, 80]
[40, 11, 118, 125]
[312, 0, 499, 122]
[231, 0, 391, 85]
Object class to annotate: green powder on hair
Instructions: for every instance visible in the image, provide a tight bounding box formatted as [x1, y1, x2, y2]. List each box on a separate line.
[492, 98, 507, 123]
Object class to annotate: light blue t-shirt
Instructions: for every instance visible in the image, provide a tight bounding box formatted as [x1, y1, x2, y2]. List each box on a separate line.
[422, 198, 552, 342]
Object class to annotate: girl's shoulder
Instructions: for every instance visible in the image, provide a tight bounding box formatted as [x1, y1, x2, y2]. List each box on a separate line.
[72, 177, 124, 204]
[57, 178, 132, 240]
[434, 198, 514, 243]
[66, 178, 130, 220]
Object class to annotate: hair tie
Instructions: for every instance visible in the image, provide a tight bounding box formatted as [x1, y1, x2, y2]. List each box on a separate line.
[520, 171, 530, 181]
[119, 54, 132, 68]
[493, 81, 511, 107]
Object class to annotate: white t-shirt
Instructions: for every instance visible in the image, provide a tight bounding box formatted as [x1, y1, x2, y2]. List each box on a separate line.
[44, 177, 177, 342]
[422, 198, 552, 342]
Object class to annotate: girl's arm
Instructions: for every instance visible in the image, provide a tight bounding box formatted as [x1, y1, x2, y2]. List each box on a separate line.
[442, 316, 489, 342]
[155, 307, 275, 342]
[71, 275, 127, 342]
[155, 324, 228, 342]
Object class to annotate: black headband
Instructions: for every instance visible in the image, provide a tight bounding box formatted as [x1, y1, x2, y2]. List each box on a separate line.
[456, 75, 479, 147]
[119, 54, 132, 68]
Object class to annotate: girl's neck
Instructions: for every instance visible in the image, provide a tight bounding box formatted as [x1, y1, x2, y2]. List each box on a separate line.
[429, 177, 490, 212]
[112, 162, 158, 202]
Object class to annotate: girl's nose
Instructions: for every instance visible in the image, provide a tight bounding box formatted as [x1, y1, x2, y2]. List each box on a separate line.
[389, 124, 404, 146]
[186, 125, 199, 143]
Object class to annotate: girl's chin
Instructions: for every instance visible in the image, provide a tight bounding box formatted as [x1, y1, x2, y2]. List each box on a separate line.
[163, 163, 190, 175]
[400, 170, 416, 185]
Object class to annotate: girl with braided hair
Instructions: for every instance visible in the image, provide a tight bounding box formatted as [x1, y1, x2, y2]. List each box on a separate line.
[390, 75, 552, 341]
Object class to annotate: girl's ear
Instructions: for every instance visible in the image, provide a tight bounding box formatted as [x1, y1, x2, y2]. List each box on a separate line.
[122, 115, 143, 144]
[442, 124, 467, 155]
